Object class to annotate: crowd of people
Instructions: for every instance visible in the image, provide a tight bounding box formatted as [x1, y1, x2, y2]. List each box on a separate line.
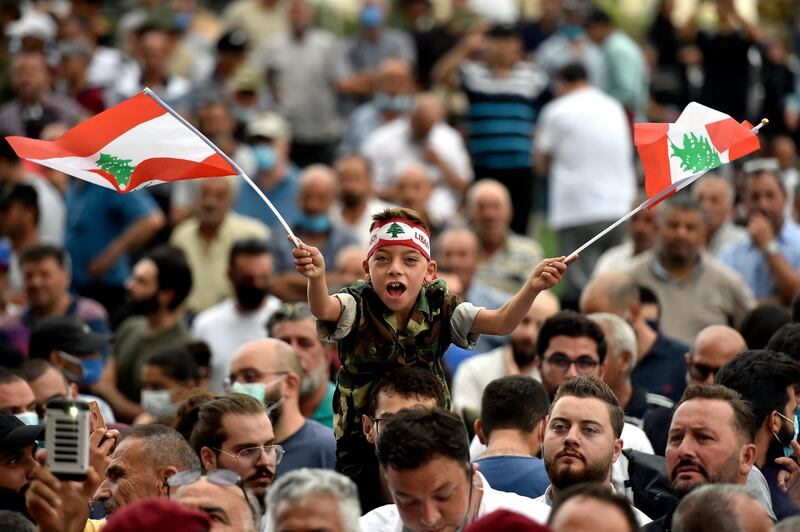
[0, 0, 798, 530]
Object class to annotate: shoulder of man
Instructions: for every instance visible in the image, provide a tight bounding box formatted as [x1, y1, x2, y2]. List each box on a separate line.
[359, 504, 401, 532]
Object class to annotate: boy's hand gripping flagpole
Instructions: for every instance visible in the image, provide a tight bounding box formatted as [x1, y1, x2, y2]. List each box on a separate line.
[143, 88, 300, 247]
[566, 117, 768, 263]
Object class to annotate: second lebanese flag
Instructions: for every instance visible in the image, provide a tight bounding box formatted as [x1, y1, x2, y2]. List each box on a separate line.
[635, 102, 760, 203]
[5, 92, 237, 193]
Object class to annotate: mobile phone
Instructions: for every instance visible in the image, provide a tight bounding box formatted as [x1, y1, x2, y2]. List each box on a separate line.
[45, 399, 90, 481]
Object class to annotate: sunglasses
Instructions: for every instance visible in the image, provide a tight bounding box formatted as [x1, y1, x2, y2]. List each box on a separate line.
[686, 361, 722, 382]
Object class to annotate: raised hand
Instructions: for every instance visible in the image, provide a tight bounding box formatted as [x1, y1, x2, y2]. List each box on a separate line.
[290, 238, 326, 279]
[530, 257, 569, 291]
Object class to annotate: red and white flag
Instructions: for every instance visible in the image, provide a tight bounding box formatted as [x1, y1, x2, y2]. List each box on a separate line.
[634, 102, 761, 205]
[5, 92, 237, 193]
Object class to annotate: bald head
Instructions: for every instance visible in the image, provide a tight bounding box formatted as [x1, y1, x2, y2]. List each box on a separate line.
[532, 289, 561, 318]
[378, 58, 414, 95]
[693, 175, 735, 233]
[466, 180, 513, 244]
[410, 93, 443, 139]
[436, 227, 480, 289]
[299, 165, 336, 218]
[394, 164, 433, 212]
[232, 338, 303, 378]
[689, 325, 747, 385]
[580, 271, 639, 317]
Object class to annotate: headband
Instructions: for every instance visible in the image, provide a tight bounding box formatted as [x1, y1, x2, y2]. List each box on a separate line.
[367, 219, 431, 260]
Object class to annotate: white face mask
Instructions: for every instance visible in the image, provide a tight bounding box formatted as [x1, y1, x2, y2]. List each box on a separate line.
[140, 390, 177, 418]
[15, 411, 39, 426]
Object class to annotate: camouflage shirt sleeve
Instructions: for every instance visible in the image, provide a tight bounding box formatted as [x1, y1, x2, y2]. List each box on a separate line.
[450, 301, 482, 349]
[316, 293, 358, 342]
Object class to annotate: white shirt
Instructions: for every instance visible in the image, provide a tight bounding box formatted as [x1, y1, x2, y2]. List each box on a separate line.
[191, 295, 282, 392]
[468, 422, 654, 507]
[359, 472, 550, 532]
[592, 240, 635, 277]
[361, 117, 473, 218]
[536, 86, 635, 230]
[452, 345, 541, 415]
[331, 196, 396, 249]
[533, 484, 652, 526]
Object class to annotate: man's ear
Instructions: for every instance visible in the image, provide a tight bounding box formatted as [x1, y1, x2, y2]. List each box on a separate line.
[627, 301, 642, 324]
[474, 419, 486, 445]
[49, 350, 63, 368]
[740, 443, 758, 477]
[362, 414, 375, 444]
[529, 420, 544, 456]
[611, 438, 623, 464]
[539, 415, 548, 444]
[621, 350, 634, 373]
[768, 410, 782, 434]
[200, 447, 217, 471]
[285, 372, 301, 396]
[159, 466, 179, 496]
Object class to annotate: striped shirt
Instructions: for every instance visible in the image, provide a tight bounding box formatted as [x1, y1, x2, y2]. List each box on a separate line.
[460, 61, 549, 170]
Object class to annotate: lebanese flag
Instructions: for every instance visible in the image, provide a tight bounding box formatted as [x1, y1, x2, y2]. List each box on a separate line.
[5, 92, 237, 193]
[634, 102, 761, 206]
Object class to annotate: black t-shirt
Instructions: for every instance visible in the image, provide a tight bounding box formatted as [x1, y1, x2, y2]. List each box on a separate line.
[696, 29, 752, 119]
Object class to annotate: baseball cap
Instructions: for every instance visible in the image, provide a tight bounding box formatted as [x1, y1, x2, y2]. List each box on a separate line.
[103, 498, 211, 532]
[247, 113, 290, 141]
[29, 316, 110, 358]
[486, 23, 520, 39]
[0, 411, 44, 454]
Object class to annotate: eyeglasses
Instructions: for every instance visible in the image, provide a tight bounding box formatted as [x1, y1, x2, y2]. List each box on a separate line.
[544, 354, 600, 375]
[166, 469, 242, 498]
[227, 369, 288, 385]
[686, 361, 721, 382]
[214, 444, 285, 468]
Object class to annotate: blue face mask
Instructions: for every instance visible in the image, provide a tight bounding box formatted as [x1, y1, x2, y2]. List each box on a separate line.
[174, 11, 193, 31]
[232, 382, 266, 403]
[15, 411, 39, 426]
[375, 92, 413, 114]
[59, 352, 104, 386]
[561, 25, 583, 39]
[360, 4, 383, 29]
[784, 411, 800, 457]
[296, 213, 331, 234]
[253, 144, 276, 172]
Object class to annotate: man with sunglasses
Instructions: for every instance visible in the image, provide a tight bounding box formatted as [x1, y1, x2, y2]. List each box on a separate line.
[643, 324, 747, 456]
[229, 339, 335, 479]
[168, 469, 260, 531]
[360, 408, 551, 531]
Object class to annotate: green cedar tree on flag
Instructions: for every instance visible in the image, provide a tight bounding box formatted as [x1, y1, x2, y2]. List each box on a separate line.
[5, 92, 237, 193]
[634, 102, 761, 205]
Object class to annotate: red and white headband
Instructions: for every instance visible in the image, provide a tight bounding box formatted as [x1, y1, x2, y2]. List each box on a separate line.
[367, 219, 431, 260]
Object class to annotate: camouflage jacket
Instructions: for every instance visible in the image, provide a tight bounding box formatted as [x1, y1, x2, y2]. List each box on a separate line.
[317, 279, 480, 439]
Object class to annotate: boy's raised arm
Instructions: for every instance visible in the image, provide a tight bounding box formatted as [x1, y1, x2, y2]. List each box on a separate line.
[470, 257, 570, 336]
[291, 239, 343, 322]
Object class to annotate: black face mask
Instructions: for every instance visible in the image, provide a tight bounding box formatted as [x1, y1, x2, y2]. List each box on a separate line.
[127, 294, 160, 316]
[513, 350, 537, 368]
[235, 284, 269, 310]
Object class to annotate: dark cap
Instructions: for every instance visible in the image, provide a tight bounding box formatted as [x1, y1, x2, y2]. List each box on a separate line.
[486, 23, 520, 39]
[0, 411, 44, 454]
[0, 183, 37, 211]
[217, 29, 248, 53]
[29, 316, 110, 358]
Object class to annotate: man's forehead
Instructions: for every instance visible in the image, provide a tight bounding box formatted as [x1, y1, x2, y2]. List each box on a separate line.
[545, 335, 600, 358]
[274, 319, 318, 339]
[673, 399, 735, 430]
[176, 478, 239, 500]
[550, 396, 613, 427]
[221, 412, 273, 444]
[376, 391, 437, 416]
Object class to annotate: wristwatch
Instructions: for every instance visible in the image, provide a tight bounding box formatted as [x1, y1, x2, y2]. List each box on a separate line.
[765, 240, 780, 256]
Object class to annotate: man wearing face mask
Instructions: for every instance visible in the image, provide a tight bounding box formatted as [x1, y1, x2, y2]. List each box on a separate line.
[270, 165, 358, 301]
[93, 247, 193, 422]
[0, 368, 38, 425]
[26, 316, 115, 422]
[192, 239, 282, 393]
[234, 112, 300, 232]
[229, 338, 335, 479]
[138, 346, 200, 422]
[715, 350, 800, 520]
[337, 58, 415, 157]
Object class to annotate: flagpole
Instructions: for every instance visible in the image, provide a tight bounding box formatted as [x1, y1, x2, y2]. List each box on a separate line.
[142, 88, 300, 247]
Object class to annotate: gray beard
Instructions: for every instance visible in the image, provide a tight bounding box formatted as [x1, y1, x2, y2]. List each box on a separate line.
[299, 363, 327, 399]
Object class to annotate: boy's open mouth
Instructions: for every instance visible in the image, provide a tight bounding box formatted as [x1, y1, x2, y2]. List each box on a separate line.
[386, 281, 406, 297]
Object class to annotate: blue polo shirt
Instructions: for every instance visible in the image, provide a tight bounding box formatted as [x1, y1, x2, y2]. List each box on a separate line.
[66, 181, 158, 289]
[719, 221, 800, 299]
[234, 167, 300, 231]
[631, 328, 688, 402]
[472, 455, 550, 499]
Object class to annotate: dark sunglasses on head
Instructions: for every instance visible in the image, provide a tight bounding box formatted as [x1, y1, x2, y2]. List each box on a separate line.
[166, 469, 242, 497]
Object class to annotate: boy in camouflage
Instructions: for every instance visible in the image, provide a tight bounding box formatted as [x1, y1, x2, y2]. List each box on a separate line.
[291, 208, 569, 498]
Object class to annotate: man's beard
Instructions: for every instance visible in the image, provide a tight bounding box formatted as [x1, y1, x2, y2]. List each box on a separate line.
[340, 191, 363, 208]
[100, 497, 120, 516]
[545, 447, 612, 490]
[669, 451, 741, 499]
[299, 362, 327, 399]
[127, 294, 159, 316]
[511, 340, 536, 368]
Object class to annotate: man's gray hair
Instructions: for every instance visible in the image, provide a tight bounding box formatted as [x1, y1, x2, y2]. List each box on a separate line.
[266, 469, 361, 532]
[588, 313, 638, 369]
[774, 515, 800, 531]
[672, 484, 763, 532]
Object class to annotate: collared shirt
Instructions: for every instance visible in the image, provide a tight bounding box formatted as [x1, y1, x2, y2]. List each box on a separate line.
[627, 250, 755, 344]
[631, 330, 689, 402]
[601, 30, 649, 117]
[234, 167, 300, 231]
[719, 221, 800, 300]
[625, 383, 674, 428]
[309, 381, 336, 429]
[593, 240, 636, 277]
[452, 345, 541, 416]
[708, 221, 747, 256]
[358, 472, 551, 532]
[170, 213, 270, 313]
[535, 484, 652, 526]
[330, 197, 396, 250]
[259, 28, 344, 142]
[271, 222, 358, 275]
[317, 279, 481, 439]
[473, 233, 544, 296]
